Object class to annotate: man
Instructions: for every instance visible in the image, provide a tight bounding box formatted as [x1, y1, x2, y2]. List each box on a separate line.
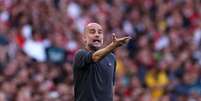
[73, 23, 131, 101]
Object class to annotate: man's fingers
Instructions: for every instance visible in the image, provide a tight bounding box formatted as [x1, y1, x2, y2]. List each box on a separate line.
[112, 33, 132, 46]
[112, 33, 117, 41]
[120, 36, 131, 41]
[126, 36, 132, 41]
[125, 37, 131, 43]
[118, 36, 131, 44]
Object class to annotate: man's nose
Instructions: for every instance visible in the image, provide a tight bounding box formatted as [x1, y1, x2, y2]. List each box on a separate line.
[95, 32, 100, 37]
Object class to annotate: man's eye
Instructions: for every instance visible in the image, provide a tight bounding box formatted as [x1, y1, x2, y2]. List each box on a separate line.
[98, 31, 102, 34]
[90, 30, 95, 33]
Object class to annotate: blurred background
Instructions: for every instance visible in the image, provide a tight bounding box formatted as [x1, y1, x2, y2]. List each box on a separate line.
[0, 0, 201, 101]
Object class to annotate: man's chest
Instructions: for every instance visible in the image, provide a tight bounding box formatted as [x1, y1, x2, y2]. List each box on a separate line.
[90, 57, 115, 78]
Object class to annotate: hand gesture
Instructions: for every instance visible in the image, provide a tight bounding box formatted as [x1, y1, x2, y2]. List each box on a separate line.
[112, 33, 131, 47]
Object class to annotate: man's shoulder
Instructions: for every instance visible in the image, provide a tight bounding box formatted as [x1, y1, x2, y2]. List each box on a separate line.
[75, 49, 89, 55]
[76, 49, 86, 52]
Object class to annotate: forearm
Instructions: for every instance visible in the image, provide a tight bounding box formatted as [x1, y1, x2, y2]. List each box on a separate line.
[92, 42, 118, 62]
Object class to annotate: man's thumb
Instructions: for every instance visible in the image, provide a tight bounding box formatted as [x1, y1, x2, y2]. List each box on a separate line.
[112, 33, 116, 41]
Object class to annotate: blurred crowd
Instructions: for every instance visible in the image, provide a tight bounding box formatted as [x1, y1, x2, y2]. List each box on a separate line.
[0, 0, 201, 101]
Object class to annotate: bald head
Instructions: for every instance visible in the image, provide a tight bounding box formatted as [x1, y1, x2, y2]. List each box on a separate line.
[83, 23, 104, 51]
[84, 23, 103, 34]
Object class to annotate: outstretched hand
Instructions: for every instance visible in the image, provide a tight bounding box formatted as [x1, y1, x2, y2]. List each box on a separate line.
[112, 33, 131, 47]
[91, 33, 132, 62]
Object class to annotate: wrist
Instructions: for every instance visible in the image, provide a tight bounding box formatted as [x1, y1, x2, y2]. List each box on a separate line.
[111, 42, 120, 48]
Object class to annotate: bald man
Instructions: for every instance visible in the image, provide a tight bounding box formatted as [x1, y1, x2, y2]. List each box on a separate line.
[73, 23, 130, 101]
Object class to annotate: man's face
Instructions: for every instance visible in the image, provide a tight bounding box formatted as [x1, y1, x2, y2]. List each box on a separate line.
[84, 23, 103, 51]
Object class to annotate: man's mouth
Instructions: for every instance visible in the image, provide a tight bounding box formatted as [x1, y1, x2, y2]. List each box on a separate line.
[93, 39, 101, 43]
[88, 39, 102, 51]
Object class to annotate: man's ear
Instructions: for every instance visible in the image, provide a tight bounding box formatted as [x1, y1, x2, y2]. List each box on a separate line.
[82, 33, 87, 43]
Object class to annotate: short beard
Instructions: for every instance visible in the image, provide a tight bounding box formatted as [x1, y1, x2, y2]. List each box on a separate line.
[88, 44, 100, 51]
